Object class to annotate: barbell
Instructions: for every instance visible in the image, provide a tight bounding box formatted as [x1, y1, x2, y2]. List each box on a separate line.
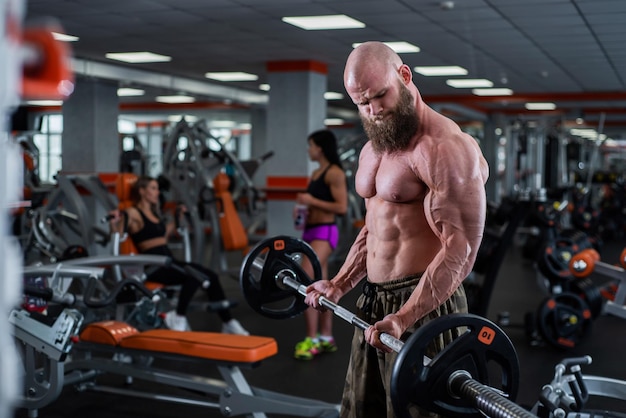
[240, 236, 536, 418]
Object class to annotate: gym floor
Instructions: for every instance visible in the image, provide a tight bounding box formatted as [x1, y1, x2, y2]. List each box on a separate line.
[13, 228, 626, 418]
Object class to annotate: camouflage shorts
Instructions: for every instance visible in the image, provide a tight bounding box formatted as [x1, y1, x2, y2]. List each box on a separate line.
[339, 275, 468, 418]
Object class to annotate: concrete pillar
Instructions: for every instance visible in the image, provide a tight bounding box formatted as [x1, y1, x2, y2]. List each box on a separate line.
[250, 105, 267, 189]
[264, 60, 327, 237]
[62, 76, 119, 173]
[60, 76, 119, 256]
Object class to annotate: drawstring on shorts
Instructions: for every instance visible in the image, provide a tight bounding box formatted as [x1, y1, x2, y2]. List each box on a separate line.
[359, 275, 424, 325]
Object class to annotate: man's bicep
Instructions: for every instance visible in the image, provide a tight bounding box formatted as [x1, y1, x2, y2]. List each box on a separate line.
[424, 154, 486, 246]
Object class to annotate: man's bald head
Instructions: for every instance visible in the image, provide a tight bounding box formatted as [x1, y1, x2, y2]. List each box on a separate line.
[344, 41, 403, 87]
[343, 42, 420, 153]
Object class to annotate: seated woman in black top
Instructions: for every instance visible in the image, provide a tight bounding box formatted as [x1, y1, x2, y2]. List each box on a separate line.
[109, 176, 248, 334]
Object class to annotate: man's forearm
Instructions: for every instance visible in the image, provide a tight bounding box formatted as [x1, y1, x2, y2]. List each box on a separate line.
[332, 226, 368, 293]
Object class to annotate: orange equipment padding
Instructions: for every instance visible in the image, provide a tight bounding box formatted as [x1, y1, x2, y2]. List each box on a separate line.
[213, 172, 248, 252]
[80, 321, 278, 364]
[111, 173, 140, 255]
[21, 26, 74, 100]
[23, 152, 35, 171]
[79, 320, 140, 345]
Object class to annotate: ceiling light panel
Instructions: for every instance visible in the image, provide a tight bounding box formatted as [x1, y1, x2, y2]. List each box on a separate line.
[324, 92, 344, 100]
[25, 100, 63, 106]
[117, 88, 145, 97]
[156, 95, 195, 104]
[414, 66, 468, 76]
[52, 32, 79, 42]
[282, 14, 365, 30]
[105, 52, 171, 63]
[472, 88, 514, 96]
[446, 79, 494, 88]
[205, 72, 259, 82]
[525, 102, 557, 110]
[325, 118, 344, 126]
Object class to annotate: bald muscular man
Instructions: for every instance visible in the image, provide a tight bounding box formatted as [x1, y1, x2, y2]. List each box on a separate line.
[304, 41, 489, 418]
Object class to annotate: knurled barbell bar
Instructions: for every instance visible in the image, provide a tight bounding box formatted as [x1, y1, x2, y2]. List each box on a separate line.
[240, 235, 536, 418]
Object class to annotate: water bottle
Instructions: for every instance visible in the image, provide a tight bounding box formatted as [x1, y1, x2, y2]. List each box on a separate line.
[294, 204, 307, 230]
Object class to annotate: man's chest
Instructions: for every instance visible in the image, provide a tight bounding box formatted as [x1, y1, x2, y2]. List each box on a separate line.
[357, 154, 427, 203]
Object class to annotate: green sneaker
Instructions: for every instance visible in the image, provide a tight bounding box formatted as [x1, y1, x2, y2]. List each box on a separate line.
[294, 337, 320, 360]
[319, 337, 338, 353]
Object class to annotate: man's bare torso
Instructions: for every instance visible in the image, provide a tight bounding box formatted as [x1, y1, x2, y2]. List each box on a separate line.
[355, 141, 441, 282]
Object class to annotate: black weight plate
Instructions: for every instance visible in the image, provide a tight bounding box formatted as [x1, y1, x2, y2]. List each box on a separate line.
[569, 278, 603, 319]
[537, 238, 575, 285]
[536, 292, 592, 350]
[391, 313, 519, 418]
[239, 235, 322, 319]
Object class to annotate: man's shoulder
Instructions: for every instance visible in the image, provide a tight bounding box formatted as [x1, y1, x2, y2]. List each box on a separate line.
[419, 125, 477, 152]
[411, 130, 480, 172]
[359, 141, 377, 160]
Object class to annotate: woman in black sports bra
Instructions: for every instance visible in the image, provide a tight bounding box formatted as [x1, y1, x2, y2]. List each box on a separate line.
[292, 129, 348, 360]
[109, 176, 248, 334]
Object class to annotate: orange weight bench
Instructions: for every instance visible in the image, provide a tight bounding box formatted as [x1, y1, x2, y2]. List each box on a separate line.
[78, 320, 276, 363]
[15, 308, 339, 418]
[65, 321, 340, 417]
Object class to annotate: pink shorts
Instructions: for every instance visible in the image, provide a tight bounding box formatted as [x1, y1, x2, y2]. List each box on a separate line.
[302, 223, 339, 250]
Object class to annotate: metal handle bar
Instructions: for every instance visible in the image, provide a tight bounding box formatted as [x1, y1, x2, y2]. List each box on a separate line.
[23, 264, 105, 279]
[22, 285, 77, 306]
[83, 277, 160, 308]
[280, 273, 404, 352]
[62, 254, 173, 267]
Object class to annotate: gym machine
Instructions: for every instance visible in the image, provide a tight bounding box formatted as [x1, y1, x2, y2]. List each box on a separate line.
[161, 118, 273, 274]
[481, 119, 613, 350]
[530, 356, 626, 418]
[63, 246, 237, 329]
[23, 253, 171, 326]
[569, 247, 626, 320]
[13, 264, 100, 415]
[336, 133, 367, 230]
[119, 133, 149, 176]
[13, 263, 342, 418]
[24, 173, 118, 263]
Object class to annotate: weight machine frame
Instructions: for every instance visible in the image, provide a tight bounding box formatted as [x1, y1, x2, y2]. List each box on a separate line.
[13, 262, 341, 418]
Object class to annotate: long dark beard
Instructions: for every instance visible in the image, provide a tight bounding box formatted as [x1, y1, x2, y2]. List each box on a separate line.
[361, 85, 419, 153]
